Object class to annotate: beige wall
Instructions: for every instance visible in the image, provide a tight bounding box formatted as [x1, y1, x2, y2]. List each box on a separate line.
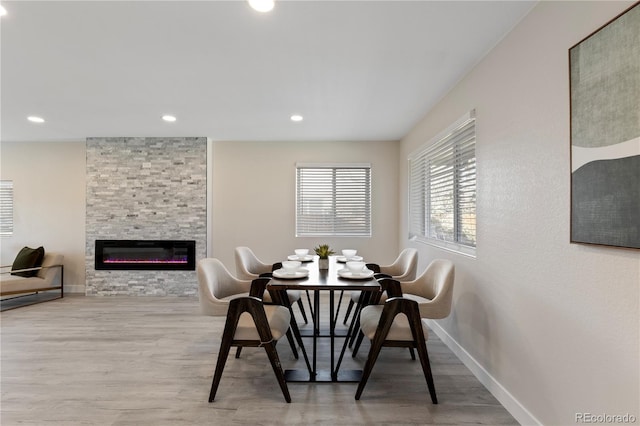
[399, 2, 639, 424]
[1, 139, 399, 292]
[0, 141, 86, 293]
[211, 140, 400, 269]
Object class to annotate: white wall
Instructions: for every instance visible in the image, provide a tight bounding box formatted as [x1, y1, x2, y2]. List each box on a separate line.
[211, 140, 400, 269]
[399, 2, 639, 425]
[0, 141, 86, 293]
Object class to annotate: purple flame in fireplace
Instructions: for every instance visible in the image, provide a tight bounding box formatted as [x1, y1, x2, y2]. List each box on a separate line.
[103, 257, 188, 264]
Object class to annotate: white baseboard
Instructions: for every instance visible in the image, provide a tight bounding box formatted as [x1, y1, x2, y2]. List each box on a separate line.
[425, 319, 542, 426]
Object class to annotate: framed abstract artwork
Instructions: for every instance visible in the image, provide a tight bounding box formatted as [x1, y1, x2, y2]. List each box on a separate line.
[569, 2, 640, 249]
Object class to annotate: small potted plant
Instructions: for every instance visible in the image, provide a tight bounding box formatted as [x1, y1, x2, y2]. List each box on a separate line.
[314, 244, 335, 270]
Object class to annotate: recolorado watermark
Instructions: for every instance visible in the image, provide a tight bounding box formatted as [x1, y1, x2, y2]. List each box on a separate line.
[576, 413, 637, 424]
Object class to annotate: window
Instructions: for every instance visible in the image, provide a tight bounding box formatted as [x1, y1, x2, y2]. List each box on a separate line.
[0, 180, 14, 236]
[408, 111, 476, 254]
[296, 164, 371, 237]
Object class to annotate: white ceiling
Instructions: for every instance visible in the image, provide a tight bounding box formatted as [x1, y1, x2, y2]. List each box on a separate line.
[0, 0, 535, 143]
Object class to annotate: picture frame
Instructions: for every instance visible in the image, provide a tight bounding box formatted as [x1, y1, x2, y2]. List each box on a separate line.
[569, 2, 640, 249]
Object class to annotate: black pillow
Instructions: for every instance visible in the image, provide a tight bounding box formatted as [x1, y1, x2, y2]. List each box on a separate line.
[11, 246, 45, 277]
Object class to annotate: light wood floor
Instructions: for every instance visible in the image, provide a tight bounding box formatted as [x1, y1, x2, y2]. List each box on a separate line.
[0, 295, 518, 425]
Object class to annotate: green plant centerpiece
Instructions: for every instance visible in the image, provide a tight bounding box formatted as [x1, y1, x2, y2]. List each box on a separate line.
[314, 244, 335, 270]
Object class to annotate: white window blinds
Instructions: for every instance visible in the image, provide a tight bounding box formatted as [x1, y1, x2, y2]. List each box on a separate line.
[296, 164, 371, 237]
[409, 111, 476, 250]
[0, 181, 14, 236]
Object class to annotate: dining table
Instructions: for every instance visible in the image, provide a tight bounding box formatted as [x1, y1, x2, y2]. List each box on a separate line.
[268, 255, 380, 383]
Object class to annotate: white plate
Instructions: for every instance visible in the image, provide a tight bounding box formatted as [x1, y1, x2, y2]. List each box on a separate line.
[287, 255, 314, 262]
[273, 268, 309, 279]
[336, 255, 364, 263]
[337, 268, 374, 280]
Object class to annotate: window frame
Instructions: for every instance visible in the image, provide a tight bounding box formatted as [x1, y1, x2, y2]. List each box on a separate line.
[295, 163, 372, 237]
[408, 110, 476, 257]
[0, 180, 14, 236]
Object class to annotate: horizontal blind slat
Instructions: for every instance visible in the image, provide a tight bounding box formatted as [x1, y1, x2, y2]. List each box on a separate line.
[297, 166, 371, 236]
[0, 180, 14, 235]
[408, 113, 475, 248]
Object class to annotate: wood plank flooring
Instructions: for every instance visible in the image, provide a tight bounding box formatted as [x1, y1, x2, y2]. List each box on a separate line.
[0, 295, 518, 425]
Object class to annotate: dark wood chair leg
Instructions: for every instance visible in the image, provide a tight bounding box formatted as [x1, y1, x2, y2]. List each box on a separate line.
[285, 328, 299, 359]
[263, 342, 292, 403]
[305, 290, 314, 324]
[270, 285, 311, 373]
[412, 319, 437, 404]
[209, 335, 233, 402]
[272, 288, 301, 360]
[354, 311, 392, 400]
[343, 299, 355, 325]
[351, 330, 365, 358]
[348, 309, 362, 347]
[349, 289, 375, 348]
[355, 340, 382, 400]
[296, 298, 308, 324]
[408, 347, 416, 360]
[235, 347, 242, 358]
[288, 312, 312, 374]
[416, 340, 437, 404]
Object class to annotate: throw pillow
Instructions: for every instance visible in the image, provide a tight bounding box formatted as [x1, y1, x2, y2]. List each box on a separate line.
[11, 246, 45, 277]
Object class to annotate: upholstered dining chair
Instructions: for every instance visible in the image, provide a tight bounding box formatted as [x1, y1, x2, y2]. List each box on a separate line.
[197, 258, 301, 360]
[354, 278, 438, 403]
[398, 258, 455, 319]
[208, 278, 292, 403]
[342, 248, 418, 325]
[235, 246, 309, 324]
[351, 258, 455, 355]
[198, 258, 251, 317]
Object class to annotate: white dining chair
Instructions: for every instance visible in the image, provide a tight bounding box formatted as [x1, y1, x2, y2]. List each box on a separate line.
[351, 259, 455, 356]
[399, 258, 455, 318]
[342, 248, 418, 324]
[235, 246, 309, 324]
[197, 257, 251, 317]
[343, 247, 418, 324]
[354, 278, 438, 403]
[197, 257, 302, 360]
[208, 278, 292, 403]
[349, 259, 455, 359]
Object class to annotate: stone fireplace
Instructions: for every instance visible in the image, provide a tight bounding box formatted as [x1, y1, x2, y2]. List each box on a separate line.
[85, 137, 207, 296]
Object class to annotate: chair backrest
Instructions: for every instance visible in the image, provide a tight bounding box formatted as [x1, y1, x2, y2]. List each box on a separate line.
[38, 253, 64, 284]
[234, 246, 272, 280]
[381, 248, 418, 281]
[401, 259, 454, 319]
[198, 258, 252, 316]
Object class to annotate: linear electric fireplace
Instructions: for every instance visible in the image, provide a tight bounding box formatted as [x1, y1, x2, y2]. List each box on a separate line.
[95, 240, 196, 271]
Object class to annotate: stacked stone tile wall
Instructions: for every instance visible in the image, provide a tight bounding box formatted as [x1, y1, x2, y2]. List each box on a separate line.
[86, 137, 207, 295]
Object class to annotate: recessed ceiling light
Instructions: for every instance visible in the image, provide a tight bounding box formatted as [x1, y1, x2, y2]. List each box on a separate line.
[162, 115, 177, 122]
[291, 115, 303, 122]
[0, 5, 7, 17]
[27, 116, 45, 123]
[248, 0, 274, 13]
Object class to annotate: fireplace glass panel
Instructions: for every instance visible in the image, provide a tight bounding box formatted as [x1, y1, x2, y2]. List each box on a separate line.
[95, 240, 196, 271]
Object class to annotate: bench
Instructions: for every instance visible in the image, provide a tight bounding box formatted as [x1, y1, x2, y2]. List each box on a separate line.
[0, 253, 65, 305]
